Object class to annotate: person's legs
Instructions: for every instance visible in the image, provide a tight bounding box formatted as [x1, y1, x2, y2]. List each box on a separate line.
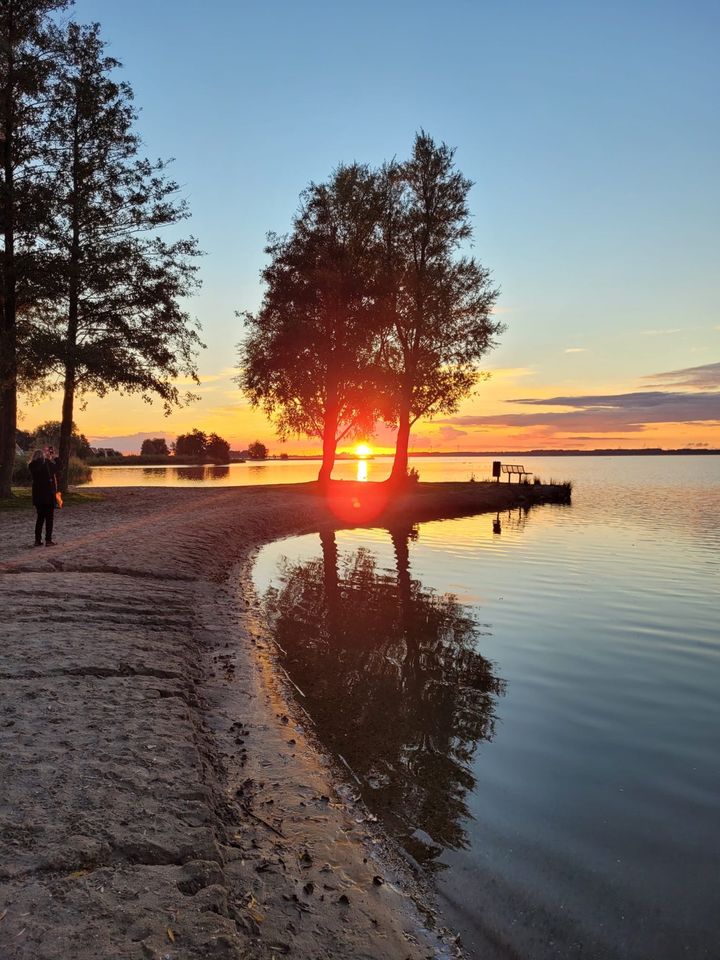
[34, 507, 44, 545]
[45, 506, 55, 544]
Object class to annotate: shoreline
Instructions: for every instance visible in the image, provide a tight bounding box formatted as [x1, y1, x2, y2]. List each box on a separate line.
[0, 481, 569, 959]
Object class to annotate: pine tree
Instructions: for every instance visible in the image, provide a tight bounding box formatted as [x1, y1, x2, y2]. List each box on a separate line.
[31, 21, 202, 492]
[0, 0, 70, 497]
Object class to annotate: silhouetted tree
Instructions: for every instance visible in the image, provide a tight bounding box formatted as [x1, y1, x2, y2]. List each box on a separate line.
[379, 134, 502, 484]
[29, 417, 90, 457]
[247, 439, 268, 460]
[140, 437, 169, 456]
[175, 428, 206, 458]
[205, 431, 230, 462]
[15, 426, 32, 451]
[239, 164, 383, 484]
[0, 0, 70, 497]
[27, 21, 202, 491]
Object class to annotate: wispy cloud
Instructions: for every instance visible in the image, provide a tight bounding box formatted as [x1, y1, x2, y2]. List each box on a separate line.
[88, 431, 173, 448]
[436, 425, 468, 440]
[641, 328, 683, 336]
[437, 390, 720, 435]
[564, 347, 587, 353]
[642, 361, 720, 390]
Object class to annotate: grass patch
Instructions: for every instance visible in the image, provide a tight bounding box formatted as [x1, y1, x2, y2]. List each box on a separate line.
[547, 479, 573, 494]
[0, 488, 104, 510]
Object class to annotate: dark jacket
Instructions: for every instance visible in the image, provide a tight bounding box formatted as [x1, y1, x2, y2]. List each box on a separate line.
[29, 458, 58, 508]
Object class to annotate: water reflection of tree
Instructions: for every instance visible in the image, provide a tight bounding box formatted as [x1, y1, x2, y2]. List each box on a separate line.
[175, 465, 230, 482]
[262, 526, 506, 866]
[175, 466, 207, 482]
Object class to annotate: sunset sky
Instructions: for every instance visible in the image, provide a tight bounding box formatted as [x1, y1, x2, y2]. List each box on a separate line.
[21, 0, 719, 453]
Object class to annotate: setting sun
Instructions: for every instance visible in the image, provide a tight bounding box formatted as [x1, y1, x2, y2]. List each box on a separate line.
[354, 443, 373, 458]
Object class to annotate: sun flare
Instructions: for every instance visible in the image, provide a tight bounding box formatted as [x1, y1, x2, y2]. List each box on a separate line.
[354, 443, 373, 458]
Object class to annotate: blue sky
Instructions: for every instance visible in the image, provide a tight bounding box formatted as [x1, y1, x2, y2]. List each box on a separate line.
[27, 0, 720, 450]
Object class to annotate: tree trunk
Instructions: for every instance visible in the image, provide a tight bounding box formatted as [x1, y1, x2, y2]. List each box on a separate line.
[389, 404, 411, 486]
[390, 524, 420, 681]
[58, 105, 81, 495]
[390, 524, 412, 619]
[0, 26, 17, 499]
[58, 364, 75, 494]
[320, 527, 340, 631]
[0, 324, 17, 499]
[317, 401, 338, 486]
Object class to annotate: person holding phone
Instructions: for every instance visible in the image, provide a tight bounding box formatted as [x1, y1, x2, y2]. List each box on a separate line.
[28, 448, 58, 546]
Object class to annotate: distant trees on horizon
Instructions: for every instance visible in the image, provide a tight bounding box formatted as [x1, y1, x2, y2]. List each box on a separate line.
[16, 419, 91, 459]
[140, 437, 170, 457]
[247, 440, 268, 460]
[174, 428, 230, 463]
[238, 132, 502, 486]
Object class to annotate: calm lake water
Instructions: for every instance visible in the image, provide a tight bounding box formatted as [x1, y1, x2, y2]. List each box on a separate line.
[85, 454, 566, 487]
[249, 457, 720, 960]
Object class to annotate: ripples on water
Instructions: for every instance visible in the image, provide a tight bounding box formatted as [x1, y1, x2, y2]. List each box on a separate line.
[252, 458, 720, 960]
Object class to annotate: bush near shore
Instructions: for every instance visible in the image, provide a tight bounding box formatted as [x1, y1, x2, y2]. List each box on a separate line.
[12, 456, 92, 486]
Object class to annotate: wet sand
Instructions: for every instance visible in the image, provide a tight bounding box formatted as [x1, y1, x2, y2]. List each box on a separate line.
[0, 482, 567, 959]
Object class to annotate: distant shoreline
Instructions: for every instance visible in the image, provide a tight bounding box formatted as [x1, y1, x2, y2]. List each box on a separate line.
[88, 449, 720, 463]
[268, 449, 720, 460]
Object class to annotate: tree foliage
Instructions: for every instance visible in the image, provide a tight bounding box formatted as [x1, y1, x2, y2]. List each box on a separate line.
[205, 432, 230, 462]
[379, 133, 501, 482]
[27, 417, 90, 457]
[140, 437, 169, 456]
[247, 439, 267, 460]
[1, 0, 71, 497]
[238, 136, 501, 485]
[174, 428, 206, 458]
[15, 426, 32, 450]
[174, 428, 229, 462]
[25, 21, 202, 491]
[239, 163, 383, 483]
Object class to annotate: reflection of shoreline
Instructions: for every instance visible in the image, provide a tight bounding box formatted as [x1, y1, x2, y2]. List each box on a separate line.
[262, 524, 506, 869]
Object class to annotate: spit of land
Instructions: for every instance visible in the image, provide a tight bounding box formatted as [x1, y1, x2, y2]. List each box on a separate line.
[0, 480, 568, 960]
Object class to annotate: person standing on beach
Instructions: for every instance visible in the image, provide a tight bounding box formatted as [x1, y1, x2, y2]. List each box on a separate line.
[28, 449, 58, 546]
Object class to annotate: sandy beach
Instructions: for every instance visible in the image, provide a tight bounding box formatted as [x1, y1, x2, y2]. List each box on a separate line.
[0, 482, 566, 959]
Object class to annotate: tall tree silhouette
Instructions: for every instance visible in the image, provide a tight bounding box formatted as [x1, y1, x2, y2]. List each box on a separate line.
[379, 134, 502, 485]
[29, 21, 202, 491]
[262, 532, 505, 861]
[0, 0, 69, 497]
[239, 164, 382, 485]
